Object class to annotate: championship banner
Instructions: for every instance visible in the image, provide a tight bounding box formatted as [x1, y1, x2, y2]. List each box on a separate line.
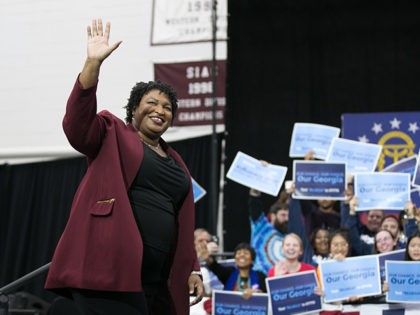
[151, 0, 228, 45]
[342, 112, 420, 171]
[154, 60, 226, 126]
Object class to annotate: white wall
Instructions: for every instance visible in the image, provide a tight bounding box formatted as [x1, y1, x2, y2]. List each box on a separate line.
[0, 0, 226, 163]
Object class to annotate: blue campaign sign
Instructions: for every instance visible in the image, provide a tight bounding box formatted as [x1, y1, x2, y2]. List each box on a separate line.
[289, 123, 340, 160]
[292, 161, 346, 200]
[226, 151, 288, 196]
[386, 261, 420, 303]
[212, 290, 269, 315]
[411, 188, 420, 208]
[341, 112, 420, 171]
[266, 271, 321, 315]
[325, 137, 382, 174]
[412, 150, 420, 187]
[319, 255, 381, 303]
[191, 177, 206, 203]
[354, 172, 410, 211]
[377, 249, 405, 282]
[382, 155, 417, 182]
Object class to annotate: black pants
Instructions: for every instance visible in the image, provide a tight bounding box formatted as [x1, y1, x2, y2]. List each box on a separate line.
[71, 289, 148, 315]
[71, 245, 174, 315]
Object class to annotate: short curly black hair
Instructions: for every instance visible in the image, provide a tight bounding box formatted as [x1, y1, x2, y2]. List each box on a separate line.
[124, 81, 178, 124]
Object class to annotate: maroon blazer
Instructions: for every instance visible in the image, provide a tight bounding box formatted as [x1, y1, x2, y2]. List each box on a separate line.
[45, 78, 199, 314]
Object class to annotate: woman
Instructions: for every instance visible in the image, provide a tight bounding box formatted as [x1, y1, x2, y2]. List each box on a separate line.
[204, 243, 266, 295]
[327, 229, 351, 260]
[200, 243, 266, 314]
[267, 233, 316, 277]
[287, 186, 330, 267]
[314, 228, 364, 311]
[372, 229, 397, 254]
[383, 232, 420, 294]
[405, 231, 420, 261]
[45, 19, 203, 315]
[310, 228, 330, 267]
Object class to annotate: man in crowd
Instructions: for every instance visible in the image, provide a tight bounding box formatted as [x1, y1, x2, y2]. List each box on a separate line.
[248, 188, 289, 273]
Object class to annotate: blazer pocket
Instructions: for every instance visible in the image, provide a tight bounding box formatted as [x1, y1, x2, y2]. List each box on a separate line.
[90, 198, 115, 216]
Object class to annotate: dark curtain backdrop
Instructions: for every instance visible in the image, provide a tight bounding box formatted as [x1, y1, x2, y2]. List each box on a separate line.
[0, 134, 221, 302]
[3, 0, 420, 303]
[223, 0, 420, 250]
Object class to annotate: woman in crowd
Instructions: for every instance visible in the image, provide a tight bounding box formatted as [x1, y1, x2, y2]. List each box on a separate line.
[203, 242, 266, 296]
[383, 231, 420, 295]
[372, 228, 397, 254]
[326, 228, 351, 261]
[287, 185, 330, 267]
[310, 228, 331, 267]
[405, 231, 420, 261]
[267, 233, 316, 277]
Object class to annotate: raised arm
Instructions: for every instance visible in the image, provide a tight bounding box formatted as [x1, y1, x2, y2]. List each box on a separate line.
[79, 19, 122, 88]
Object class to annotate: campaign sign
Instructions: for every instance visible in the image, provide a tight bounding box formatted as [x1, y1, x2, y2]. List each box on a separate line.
[411, 188, 420, 208]
[226, 151, 288, 196]
[266, 271, 321, 315]
[289, 123, 340, 159]
[325, 138, 382, 174]
[378, 249, 405, 282]
[212, 290, 269, 315]
[319, 255, 381, 303]
[386, 261, 420, 303]
[191, 177, 206, 203]
[354, 172, 410, 211]
[292, 161, 346, 200]
[382, 155, 417, 182]
[412, 150, 420, 187]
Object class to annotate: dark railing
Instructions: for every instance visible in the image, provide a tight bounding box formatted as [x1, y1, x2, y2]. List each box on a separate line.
[0, 263, 51, 315]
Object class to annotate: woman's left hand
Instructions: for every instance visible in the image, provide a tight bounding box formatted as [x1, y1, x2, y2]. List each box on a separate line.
[189, 274, 204, 306]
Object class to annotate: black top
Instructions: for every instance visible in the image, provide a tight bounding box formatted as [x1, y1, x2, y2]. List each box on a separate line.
[129, 143, 190, 253]
[207, 260, 267, 292]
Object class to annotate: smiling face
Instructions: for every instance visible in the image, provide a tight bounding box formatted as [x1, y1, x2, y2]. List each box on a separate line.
[314, 229, 329, 255]
[330, 234, 349, 257]
[132, 89, 173, 140]
[234, 249, 254, 269]
[375, 230, 396, 253]
[408, 236, 420, 261]
[282, 234, 303, 261]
